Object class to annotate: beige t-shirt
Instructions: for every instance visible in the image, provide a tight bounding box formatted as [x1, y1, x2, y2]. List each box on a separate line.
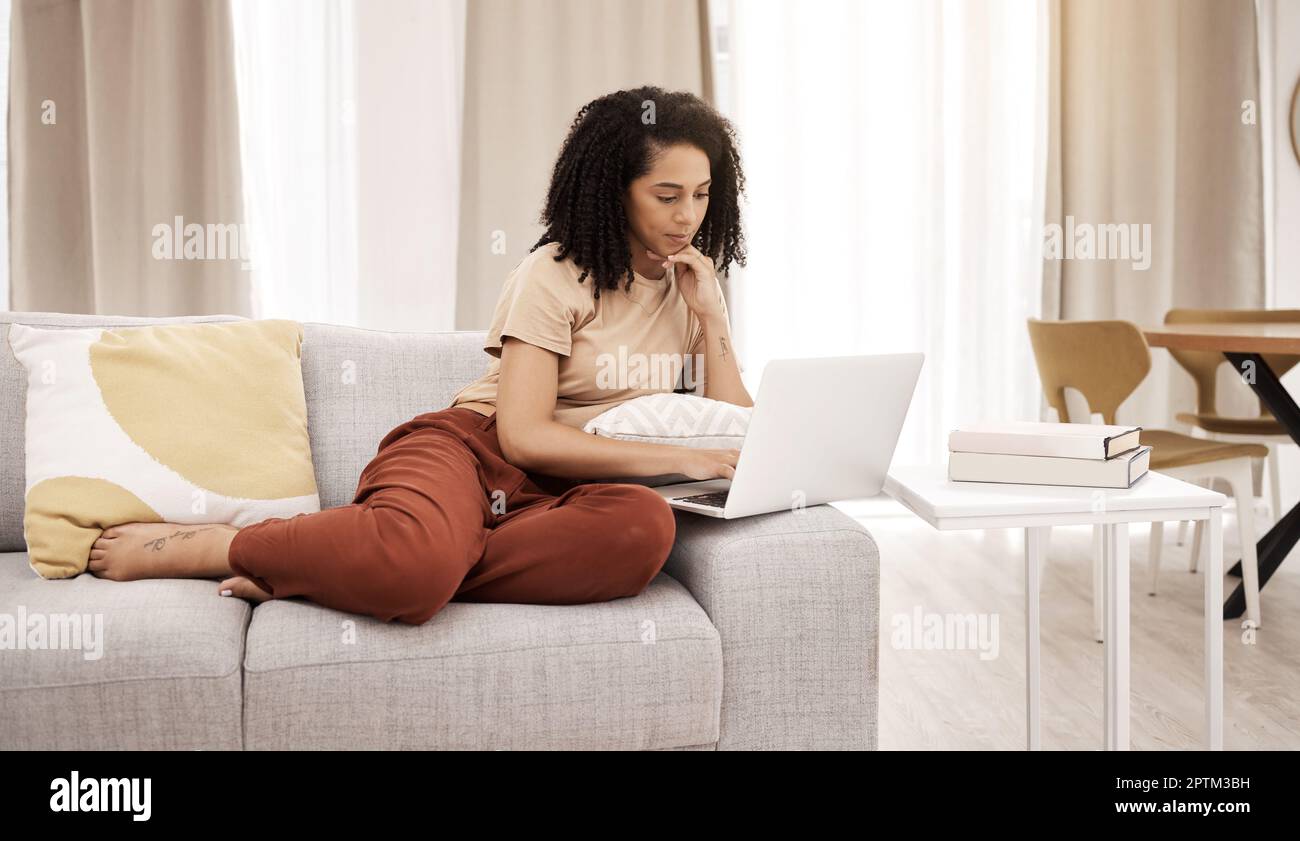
[448, 241, 736, 429]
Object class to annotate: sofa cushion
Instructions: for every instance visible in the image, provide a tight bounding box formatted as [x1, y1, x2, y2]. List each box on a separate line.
[241, 573, 722, 750]
[298, 323, 491, 509]
[0, 553, 248, 749]
[0, 312, 247, 553]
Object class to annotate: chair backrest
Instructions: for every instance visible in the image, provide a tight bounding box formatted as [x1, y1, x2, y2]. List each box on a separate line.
[1026, 319, 1151, 426]
[1164, 308, 1300, 417]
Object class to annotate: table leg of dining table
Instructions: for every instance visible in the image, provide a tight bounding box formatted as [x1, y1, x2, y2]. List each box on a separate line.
[1222, 352, 1300, 619]
[1205, 507, 1224, 750]
[1102, 522, 1130, 751]
[1024, 526, 1047, 751]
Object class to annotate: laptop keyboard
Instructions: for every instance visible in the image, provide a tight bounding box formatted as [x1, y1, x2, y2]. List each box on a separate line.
[672, 490, 730, 508]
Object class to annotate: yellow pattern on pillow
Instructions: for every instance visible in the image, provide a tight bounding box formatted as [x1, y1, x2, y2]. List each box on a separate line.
[24, 478, 163, 579]
[89, 322, 317, 499]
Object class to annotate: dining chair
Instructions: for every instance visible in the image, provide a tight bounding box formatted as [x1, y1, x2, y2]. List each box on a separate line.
[1027, 319, 1267, 635]
[1164, 308, 1300, 546]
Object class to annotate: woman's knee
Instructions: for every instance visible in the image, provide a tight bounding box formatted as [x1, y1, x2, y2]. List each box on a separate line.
[630, 484, 678, 554]
[360, 504, 472, 622]
[589, 484, 677, 593]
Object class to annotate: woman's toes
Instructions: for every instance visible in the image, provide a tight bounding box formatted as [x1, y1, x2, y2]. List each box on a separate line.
[219, 576, 272, 603]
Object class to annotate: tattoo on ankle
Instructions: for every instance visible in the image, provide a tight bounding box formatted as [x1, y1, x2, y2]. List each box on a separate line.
[142, 527, 215, 552]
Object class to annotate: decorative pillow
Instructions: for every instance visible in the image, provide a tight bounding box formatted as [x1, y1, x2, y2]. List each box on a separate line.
[8, 319, 320, 579]
[583, 393, 751, 448]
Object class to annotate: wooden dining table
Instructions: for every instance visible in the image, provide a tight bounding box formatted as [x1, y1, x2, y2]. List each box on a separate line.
[1142, 322, 1300, 620]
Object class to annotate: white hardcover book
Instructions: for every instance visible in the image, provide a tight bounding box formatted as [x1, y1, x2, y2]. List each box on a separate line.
[948, 446, 1152, 489]
[948, 421, 1142, 460]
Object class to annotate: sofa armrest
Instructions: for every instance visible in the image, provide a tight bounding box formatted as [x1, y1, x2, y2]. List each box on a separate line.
[662, 504, 878, 750]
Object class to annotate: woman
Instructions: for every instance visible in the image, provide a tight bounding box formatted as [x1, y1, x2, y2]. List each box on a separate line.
[87, 86, 752, 625]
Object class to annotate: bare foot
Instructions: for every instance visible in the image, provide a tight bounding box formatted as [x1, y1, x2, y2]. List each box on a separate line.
[88, 522, 238, 581]
[218, 575, 273, 603]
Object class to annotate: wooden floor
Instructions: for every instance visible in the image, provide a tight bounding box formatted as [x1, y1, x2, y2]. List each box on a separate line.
[837, 498, 1300, 750]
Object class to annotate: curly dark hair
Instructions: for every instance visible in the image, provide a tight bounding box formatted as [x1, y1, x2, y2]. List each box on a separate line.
[529, 86, 747, 299]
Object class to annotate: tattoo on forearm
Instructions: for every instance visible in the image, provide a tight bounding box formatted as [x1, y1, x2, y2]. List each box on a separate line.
[142, 527, 214, 553]
[719, 337, 730, 361]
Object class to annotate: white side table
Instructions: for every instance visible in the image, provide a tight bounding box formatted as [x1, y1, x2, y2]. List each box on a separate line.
[883, 465, 1227, 750]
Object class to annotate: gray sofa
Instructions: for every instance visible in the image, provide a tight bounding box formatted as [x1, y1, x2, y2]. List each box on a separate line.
[0, 311, 879, 750]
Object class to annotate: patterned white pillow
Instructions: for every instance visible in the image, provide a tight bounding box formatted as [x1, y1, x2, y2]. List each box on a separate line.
[8, 320, 320, 579]
[583, 393, 750, 448]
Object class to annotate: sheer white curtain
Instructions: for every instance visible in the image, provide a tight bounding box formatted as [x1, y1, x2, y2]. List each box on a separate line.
[232, 0, 359, 325]
[231, 0, 465, 330]
[712, 0, 1049, 465]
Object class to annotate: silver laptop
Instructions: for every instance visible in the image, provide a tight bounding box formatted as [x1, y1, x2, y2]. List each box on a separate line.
[655, 353, 924, 518]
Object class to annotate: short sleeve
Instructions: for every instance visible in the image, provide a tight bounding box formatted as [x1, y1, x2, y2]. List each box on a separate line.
[483, 253, 580, 359]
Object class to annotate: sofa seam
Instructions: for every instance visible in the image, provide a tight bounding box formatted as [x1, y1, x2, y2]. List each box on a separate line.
[237, 605, 250, 749]
[303, 322, 488, 338]
[0, 666, 244, 694]
[242, 632, 721, 676]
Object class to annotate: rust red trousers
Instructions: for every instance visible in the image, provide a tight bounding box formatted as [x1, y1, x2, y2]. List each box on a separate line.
[226, 406, 677, 624]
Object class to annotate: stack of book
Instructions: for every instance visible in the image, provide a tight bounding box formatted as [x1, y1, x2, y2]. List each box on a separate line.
[948, 421, 1152, 489]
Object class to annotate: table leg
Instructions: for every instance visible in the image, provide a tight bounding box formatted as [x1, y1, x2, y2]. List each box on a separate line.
[1102, 522, 1130, 750]
[1205, 507, 1224, 750]
[1025, 526, 1047, 750]
[1092, 525, 1104, 643]
[1222, 352, 1300, 619]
